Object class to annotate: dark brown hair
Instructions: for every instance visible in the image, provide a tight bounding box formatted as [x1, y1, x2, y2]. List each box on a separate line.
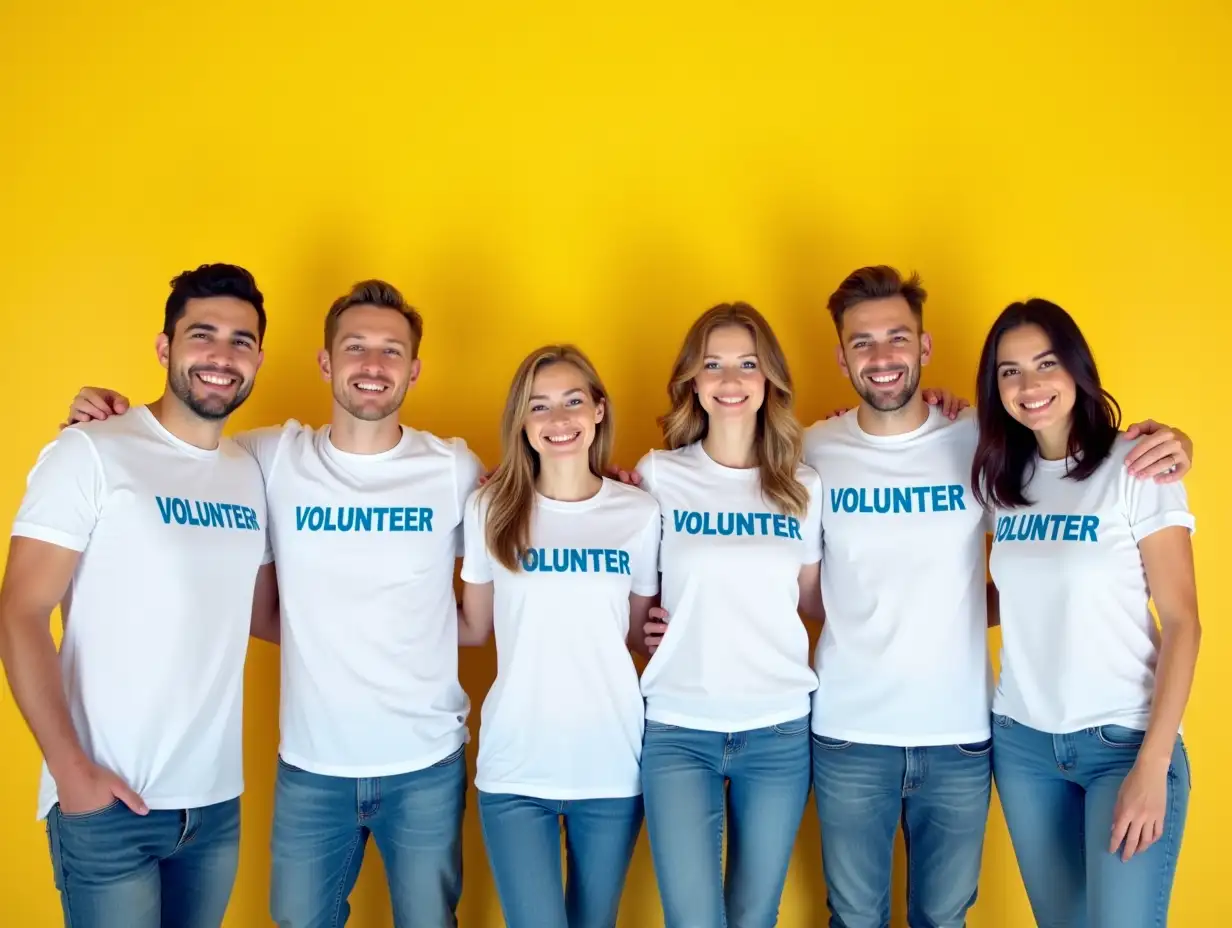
[324, 279, 424, 357]
[971, 298, 1121, 510]
[827, 265, 927, 334]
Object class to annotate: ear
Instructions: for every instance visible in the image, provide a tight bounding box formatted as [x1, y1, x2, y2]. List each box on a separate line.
[835, 343, 849, 378]
[407, 357, 422, 387]
[919, 332, 933, 367]
[318, 349, 332, 382]
[156, 333, 170, 371]
[594, 397, 606, 424]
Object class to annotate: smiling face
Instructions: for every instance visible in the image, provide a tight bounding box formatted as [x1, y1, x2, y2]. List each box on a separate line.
[836, 295, 931, 412]
[994, 322, 1077, 437]
[159, 295, 263, 420]
[320, 304, 420, 422]
[523, 360, 605, 460]
[693, 324, 766, 423]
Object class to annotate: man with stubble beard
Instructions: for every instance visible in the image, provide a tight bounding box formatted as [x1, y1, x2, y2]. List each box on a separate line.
[62, 279, 483, 928]
[0, 263, 273, 928]
[800, 265, 1194, 928]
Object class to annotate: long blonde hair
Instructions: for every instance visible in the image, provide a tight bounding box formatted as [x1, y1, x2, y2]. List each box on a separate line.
[659, 302, 809, 518]
[479, 344, 614, 571]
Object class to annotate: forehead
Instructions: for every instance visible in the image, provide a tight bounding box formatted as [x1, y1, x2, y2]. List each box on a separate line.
[996, 323, 1051, 360]
[531, 361, 587, 395]
[333, 303, 413, 342]
[178, 295, 260, 333]
[840, 295, 917, 338]
[704, 324, 756, 355]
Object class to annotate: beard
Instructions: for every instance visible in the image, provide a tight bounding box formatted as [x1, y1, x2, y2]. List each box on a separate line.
[852, 361, 921, 413]
[333, 376, 408, 422]
[169, 363, 253, 421]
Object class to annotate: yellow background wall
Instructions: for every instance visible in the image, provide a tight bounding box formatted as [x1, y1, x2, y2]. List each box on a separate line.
[2, 2, 1228, 924]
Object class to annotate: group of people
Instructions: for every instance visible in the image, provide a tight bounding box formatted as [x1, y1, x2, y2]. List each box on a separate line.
[0, 260, 1200, 928]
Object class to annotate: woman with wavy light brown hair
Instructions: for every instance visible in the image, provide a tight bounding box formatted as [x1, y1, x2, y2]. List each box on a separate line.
[632, 303, 825, 928]
[456, 344, 661, 928]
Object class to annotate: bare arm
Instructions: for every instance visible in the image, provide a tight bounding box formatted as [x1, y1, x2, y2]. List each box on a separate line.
[628, 593, 659, 657]
[986, 581, 1000, 628]
[0, 538, 146, 813]
[250, 562, 280, 644]
[1137, 527, 1200, 768]
[797, 561, 825, 625]
[458, 581, 495, 647]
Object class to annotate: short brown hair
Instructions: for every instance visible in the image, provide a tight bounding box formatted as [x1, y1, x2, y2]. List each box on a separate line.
[826, 265, 927, 333]
[324, 279, 424, 357]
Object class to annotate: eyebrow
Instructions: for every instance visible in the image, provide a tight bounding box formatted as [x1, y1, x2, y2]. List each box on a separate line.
[846, 325, 911, 341]
[185, 321, 257, 343]
[339, 331, 407, 344]
[703, 353, 758, 360]
[529, 388, 585, 401]
[997, 349, 1056, 367]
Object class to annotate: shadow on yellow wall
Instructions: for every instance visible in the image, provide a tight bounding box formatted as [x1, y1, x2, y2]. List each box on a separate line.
[1, 1, 1228, 925]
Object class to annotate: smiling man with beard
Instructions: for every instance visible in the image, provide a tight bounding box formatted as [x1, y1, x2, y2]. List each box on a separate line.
[0, 263, 272, 928]
[60, 279, 483, 928]
[801, 265, 1195, 928]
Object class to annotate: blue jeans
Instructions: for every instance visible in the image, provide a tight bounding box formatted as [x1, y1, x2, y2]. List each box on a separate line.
[270, 745, 467, 928]
[811, 734, 992, 928]
[992, 714, 1191, 927]
[45, 796, 240, 928]
[640, 715, 812, 928]
[477, 791, 644, 928]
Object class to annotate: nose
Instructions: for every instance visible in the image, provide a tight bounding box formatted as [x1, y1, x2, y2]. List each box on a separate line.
[204, 341, 242, 370]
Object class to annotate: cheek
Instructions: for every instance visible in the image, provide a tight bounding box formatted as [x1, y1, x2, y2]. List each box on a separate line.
[996, 378, 1018, 413]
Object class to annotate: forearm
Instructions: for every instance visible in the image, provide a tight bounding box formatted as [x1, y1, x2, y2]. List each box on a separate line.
[457, 602, 488, 647]
[0, 611, 90, 780]
[1139, 620, 1201, 766]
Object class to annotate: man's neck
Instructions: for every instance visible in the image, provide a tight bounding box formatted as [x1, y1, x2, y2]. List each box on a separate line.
[147, 393, 226, 451]
[328, 406, 403, 455]
[537, 457, 602, 502]
[855, 393, 930, 437]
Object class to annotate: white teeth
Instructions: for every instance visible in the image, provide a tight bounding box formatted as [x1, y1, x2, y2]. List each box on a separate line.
[1022, 398, 1052, 410]
[869, 373, 901, 384]
[198, 373, 234, 386]
[354, 383, 386, 392]
[716, 397, 746, 405]
[546, 432, 579, 443]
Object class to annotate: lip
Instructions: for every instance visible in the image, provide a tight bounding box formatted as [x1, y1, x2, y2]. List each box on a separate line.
[712, 395, 748, 407]
[350, 379, 392, 394]
[542, 430, 582, 446]
[863, 369, 905, 389]
[1018, 394, 1057, 415]
[193, 370, 239, 391]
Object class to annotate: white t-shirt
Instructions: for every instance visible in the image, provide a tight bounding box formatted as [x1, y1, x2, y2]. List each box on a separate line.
[803, 407, 993, 747]
[238, 421, 482, 778]
[461, 478, 659, 800]
[635, 443, 823, 732]
[11, 406, 270, 819]
[989, 435, 1195, 734]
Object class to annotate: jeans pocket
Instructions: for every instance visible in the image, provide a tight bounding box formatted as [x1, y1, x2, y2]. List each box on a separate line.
[1096, 725, 1146, 749]
[57, 798, 122, 821]
[811, 733, 852, 751]
[430, 744, 467, 768]
[771, 715, 810, 736]
[991, 713, 1014, 729]
[955, 737, 993, 757]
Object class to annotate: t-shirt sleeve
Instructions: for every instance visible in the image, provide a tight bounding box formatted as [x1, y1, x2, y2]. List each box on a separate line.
[1122, 468, 1195, 543]
[801, 469, 823, 565]
[233, 425, 289, 485]
[11, 430, 105, 552]
[459, 490, 492, 584]
[631, 503, 662, 596]
[453, 440, 485, 559]
[633, 451, 656, 496]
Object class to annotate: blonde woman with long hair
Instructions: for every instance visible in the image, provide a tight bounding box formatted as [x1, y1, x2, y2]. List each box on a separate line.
[633, 303, 826, 928]
[457, 344, 660, 928]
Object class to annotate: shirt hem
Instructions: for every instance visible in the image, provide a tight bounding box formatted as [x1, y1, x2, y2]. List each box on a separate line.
[474, 778, 642, 800]
[810, 724, 993, 746]
[12, 523, 88, 552]
[644, 702, 811, 733]
[278, 736, 467, 779]
[993, 708, 1156, 735]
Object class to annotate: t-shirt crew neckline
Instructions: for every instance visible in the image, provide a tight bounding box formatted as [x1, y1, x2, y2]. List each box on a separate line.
[320, 424, 413, 464]
[134, 405, 219, 460]
[536, 475, 613, 512]
[843, 404, 942, 446]
[689, 442, 761, 480]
